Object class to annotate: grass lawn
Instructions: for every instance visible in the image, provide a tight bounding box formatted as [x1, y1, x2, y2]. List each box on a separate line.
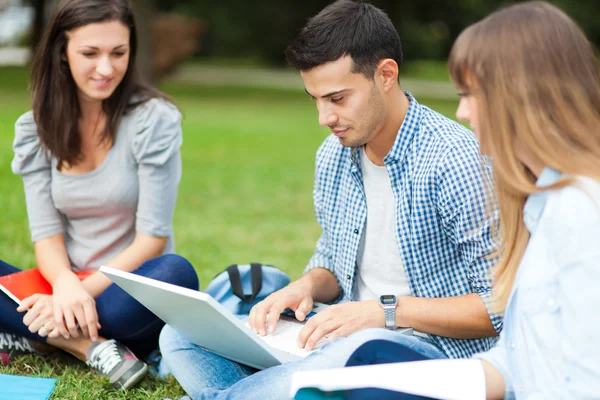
[0, 66, 458, 399]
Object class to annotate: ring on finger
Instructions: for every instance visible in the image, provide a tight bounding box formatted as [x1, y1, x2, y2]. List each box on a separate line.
[39, 326, 48, 335]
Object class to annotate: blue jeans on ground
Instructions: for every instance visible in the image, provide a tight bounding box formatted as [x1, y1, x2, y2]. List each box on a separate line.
[0, 254, 199, 359]
[159, 326, 448, 400]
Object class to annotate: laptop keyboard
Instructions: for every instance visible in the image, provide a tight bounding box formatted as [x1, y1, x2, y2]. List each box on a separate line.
[250, 318, 327, 358]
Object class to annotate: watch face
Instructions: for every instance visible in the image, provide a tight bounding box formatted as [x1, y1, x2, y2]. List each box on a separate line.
[380, 295, 396, 305]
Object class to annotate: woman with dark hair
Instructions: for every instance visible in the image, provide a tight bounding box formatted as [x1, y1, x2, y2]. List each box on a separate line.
[0, 0, 198, 390]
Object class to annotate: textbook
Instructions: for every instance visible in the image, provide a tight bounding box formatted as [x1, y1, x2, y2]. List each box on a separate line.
[290, 359, 486, 400]
[0, 268, 93, 305]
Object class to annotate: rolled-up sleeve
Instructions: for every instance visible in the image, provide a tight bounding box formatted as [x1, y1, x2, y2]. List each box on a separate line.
[436, 145, 503, 334]
[132, 99, 183, 238]
[12, 112, 64, 242]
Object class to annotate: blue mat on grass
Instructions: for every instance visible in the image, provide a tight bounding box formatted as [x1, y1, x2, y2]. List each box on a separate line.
[0, 374, 56, 400]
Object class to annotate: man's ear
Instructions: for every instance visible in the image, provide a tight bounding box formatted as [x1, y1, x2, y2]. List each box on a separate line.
[377, 59, 399, 92]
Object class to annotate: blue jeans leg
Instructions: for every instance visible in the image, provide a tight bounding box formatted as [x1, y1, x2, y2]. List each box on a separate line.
[0, 255, 198, 359]
[160, 327, 447, 400]
[159, 324, 257, 399]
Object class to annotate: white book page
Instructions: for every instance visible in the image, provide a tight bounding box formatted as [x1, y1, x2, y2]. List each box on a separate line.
[290, 359, 486, 400]
[0, 284, 21, 305]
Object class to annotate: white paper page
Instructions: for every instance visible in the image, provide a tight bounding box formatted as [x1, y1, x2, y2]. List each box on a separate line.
[0, 284, 21, 305]
[290, 359, 486, 400]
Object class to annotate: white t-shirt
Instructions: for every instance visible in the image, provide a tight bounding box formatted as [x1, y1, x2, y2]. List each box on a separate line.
[354, 146, 412, 301]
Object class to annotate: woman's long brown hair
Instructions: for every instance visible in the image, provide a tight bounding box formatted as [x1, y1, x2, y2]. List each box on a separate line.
[30, 0, 169, 169]
[448, 1, 600, 311]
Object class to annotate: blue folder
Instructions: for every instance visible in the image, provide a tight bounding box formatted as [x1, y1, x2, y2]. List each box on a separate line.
[0, 374, 56, 400]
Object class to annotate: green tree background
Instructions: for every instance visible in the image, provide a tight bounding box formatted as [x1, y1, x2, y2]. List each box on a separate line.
[157, 0, 600, 64]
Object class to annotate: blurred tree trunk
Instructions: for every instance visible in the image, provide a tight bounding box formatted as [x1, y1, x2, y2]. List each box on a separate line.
[132, 0, 157, 83]
[30, 0, 46, 52]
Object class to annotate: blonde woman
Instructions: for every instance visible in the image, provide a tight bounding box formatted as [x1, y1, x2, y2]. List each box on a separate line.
[334, 2, 600, 399]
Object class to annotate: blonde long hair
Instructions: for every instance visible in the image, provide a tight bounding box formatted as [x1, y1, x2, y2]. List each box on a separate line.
[448, 1, 600, 311]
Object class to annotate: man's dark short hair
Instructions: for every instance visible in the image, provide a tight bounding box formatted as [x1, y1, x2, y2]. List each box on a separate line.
[285, 0, 403, 80]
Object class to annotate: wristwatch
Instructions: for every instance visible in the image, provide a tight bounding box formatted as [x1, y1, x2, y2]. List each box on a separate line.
[379, 294, 398, 330]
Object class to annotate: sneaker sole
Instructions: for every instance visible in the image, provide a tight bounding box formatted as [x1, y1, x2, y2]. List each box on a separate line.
[114, 363, 149, 390]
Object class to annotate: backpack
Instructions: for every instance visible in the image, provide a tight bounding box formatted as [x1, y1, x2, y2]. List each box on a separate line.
[204, 263, 290, 317]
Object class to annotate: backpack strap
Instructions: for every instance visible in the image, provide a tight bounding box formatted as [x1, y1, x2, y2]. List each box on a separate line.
[226, 263, 263, 302]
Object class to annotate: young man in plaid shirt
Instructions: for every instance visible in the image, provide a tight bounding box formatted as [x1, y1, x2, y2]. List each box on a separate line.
[159, 1, 501, 398]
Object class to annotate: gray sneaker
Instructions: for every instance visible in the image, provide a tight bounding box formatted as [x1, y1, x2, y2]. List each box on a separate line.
[86, 339, 148, 390]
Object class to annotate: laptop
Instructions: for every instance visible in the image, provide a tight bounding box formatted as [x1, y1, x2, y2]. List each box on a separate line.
[99, 265, 412, 370]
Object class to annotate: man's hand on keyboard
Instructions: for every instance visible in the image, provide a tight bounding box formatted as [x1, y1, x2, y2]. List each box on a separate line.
[248, 281, 314, 336]
[297, 300, 385, 351]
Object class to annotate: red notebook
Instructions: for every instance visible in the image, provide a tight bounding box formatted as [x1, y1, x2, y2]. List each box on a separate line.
[0, 268, 92, 305]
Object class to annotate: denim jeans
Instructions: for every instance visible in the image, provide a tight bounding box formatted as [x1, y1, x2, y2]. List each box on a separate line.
[331, 339, 440, 400]
[0, 254, 198, 359]
[159, 326, 448, 400]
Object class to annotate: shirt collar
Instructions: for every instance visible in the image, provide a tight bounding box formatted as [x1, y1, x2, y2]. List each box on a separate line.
[350, 91, 421, 166]
[523, 167, 562, 232]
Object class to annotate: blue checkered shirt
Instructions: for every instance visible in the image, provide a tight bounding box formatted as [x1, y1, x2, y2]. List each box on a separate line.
[304, 92, 502, 359]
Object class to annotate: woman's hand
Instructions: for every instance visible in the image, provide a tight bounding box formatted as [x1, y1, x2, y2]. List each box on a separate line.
[50, 273, 101, 341]
[18, 294, 60, 338]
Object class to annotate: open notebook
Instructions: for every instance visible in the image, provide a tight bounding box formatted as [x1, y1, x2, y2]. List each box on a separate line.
[290, 359, 486, 400]
[0, 268, 92, 305]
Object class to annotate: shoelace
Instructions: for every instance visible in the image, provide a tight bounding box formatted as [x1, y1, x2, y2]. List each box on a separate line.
[87, 340, 123, 375]
[0, 333, 34, 353]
